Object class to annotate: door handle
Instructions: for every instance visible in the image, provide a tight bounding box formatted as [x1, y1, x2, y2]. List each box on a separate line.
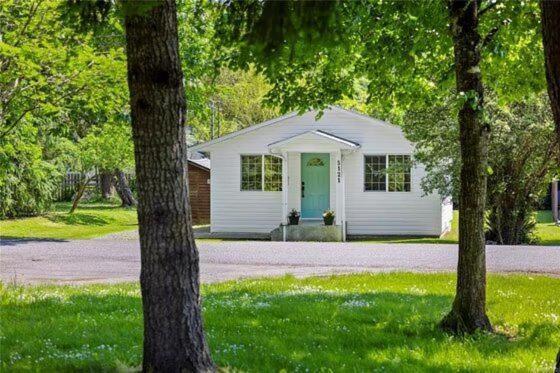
[301, 181, 305, 198]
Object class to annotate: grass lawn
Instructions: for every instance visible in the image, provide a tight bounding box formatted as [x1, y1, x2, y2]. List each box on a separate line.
[1, 273, 558, 371]
[352, 210, 559, 245]
[534, 211, 560, 246]
[0, 202, 138, 240]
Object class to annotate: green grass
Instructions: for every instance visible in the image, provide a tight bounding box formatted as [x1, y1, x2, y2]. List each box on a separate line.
[352, 210, 559, 245]
[0, 202, 138, 240]
[1, 273, 558, 371]
[534, 211, 560, 246]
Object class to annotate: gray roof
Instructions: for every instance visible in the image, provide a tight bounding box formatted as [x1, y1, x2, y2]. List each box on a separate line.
[188, 158, 210, 170]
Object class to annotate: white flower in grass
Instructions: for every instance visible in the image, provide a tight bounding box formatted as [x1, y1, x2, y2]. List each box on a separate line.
[253, 301, 271, 308]
[407, 286, 427, 295]
[542, 313, 558, 323]
[341, 299, 371, 308]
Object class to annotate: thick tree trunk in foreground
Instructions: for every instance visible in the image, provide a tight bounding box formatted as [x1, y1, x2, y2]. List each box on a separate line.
[440, 0, 493, 334]
[114, 169, 137, 207]
[99, 170, 114, 199]
[124, 0, 214, 371]
[540, 0, 560, 148]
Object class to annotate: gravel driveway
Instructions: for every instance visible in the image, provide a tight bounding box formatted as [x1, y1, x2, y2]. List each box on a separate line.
[1, 238, 558, 284]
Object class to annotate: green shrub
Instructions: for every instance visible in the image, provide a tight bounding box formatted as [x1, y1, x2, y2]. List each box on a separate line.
[0, 125, 62, 219]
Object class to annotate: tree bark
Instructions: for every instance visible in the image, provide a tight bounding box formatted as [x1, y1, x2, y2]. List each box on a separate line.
[552, 179, 558, 223]
[540, 0, 560, 149]
[123, 1, 215, 371]
[69, 175, 92, 214]
[99, 170, 115, 199]
[440, 0, 493, 334]
[114, 169, 137, 207]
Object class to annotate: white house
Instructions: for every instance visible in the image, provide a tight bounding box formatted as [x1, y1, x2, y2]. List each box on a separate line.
[190, 106, 452, 241]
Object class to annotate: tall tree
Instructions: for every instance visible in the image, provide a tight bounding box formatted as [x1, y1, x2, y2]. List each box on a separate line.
[540, 1, 560, 148]
[0, 0, 128, 217]
[404, 93, 558, 245]
[439, 0, 492, 333]
[214, 0, 544, 334]
[123, 0, 214, 370]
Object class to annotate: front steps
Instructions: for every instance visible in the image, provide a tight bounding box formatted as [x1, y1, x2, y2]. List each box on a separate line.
[270, 223, 343, 242]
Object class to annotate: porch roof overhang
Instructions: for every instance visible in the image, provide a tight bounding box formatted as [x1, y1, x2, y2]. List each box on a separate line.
[268, 130, 360, 153]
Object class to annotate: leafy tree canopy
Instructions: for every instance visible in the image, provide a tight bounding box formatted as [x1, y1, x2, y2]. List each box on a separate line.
[215, 0, 545, 122]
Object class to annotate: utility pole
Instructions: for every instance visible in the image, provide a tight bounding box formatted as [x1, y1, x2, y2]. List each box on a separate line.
[209, 100, 215, 140]
[216, 100, 221, 138]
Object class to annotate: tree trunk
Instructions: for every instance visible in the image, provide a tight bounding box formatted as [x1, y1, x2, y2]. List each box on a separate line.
[123, 1, 214, 371]
[440, 0, 493, 334]
[552, 180, 558, 223]
[69, 175, 91, 214]
[114, 169, 137, 207]
[540, 0, 560, 149]
[99, 170, 115, 199]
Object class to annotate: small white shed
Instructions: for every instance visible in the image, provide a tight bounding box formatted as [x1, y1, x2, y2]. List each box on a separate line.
[191, 106, 452, 240]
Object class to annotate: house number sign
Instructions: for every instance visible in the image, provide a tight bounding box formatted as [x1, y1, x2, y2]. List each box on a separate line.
[337, 160, 341, 183]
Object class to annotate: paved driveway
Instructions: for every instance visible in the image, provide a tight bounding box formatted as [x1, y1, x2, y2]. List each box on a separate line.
[1, 238, 558, 284]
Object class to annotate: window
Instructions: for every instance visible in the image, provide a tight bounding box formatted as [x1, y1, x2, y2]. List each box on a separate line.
[364, 155, 411, 192]
[241, 155, 262, 191]
[388, 155, 411, 192]
[306, 157, 325, 167]
[364, 155, 386, 191]
[241, 155, 282, 191]
[264, 155, 282, 191]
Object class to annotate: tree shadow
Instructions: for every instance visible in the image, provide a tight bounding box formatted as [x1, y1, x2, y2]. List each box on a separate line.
[51, 203, 133, 213]
[0, 237, 69, 246]
[203, 289, 559, 371]
[46, 213, 113, 226]
[2, 285, 557, 371]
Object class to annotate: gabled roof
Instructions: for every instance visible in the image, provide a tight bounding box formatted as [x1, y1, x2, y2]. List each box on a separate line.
[189, 106, 398, 152]
[188, 158, 210, 170]
[268, 130, 360, 150]
[190, 111, 299, 151]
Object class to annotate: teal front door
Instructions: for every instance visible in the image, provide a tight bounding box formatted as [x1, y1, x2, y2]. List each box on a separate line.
[301, 153, 330, 219]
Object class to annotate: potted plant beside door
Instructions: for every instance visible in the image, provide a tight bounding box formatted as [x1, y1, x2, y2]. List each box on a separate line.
[323, 210, 335, 226]
[288, 209, 300, 225]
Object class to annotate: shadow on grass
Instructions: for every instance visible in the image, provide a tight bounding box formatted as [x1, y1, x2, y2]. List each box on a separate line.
[0, 237, 69, 245]
[46, 213, 113, 226]
[51, 202, 135, 213]
[2, 286, 557, 371]
[536, 211, 554, 224]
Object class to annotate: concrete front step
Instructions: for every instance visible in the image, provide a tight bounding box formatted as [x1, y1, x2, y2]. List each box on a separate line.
[270, 224, 343, 242]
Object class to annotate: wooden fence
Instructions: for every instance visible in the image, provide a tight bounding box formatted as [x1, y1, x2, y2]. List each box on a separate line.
[56, 172, 135, 201]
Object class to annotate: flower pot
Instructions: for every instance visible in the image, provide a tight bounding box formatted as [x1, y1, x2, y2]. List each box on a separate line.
[323, 216, 335, 226]
[288, 216, 300, 225]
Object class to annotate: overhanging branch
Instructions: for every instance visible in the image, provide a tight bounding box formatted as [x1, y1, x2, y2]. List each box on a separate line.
[479, 0, 500, 18]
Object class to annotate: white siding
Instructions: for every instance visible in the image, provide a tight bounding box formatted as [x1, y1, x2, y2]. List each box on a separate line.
[344, 152, 443, 235]
[441, 197, 454, 234]
[205, 108, 448, 235]
[287, 152, 301, 212]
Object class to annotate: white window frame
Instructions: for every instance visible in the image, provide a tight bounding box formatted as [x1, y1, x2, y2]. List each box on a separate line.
[363, 154, 387, 192]
[363, 154, 412, 193]
[240, 154, 282, 192]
